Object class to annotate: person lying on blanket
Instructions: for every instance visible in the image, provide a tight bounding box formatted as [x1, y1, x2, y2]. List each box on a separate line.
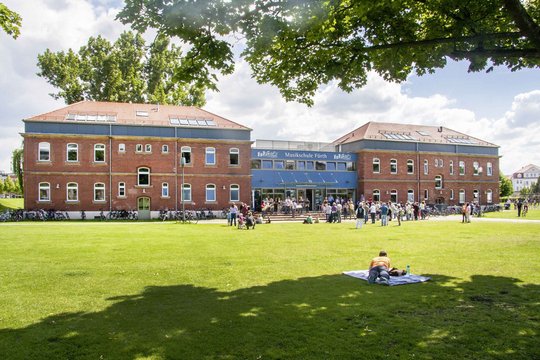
[368, 250, 391, 285]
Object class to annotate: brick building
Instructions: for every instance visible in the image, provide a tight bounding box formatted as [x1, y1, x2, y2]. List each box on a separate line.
[334, 122, 500, 205]
[22, 101, 252, 217]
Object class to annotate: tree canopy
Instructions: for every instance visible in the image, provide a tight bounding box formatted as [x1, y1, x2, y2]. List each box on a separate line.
[37, 31, 206, 106]
[0, 2, 21, 39]
[499, 172, 514, 197]
[118, 0, 540, 105]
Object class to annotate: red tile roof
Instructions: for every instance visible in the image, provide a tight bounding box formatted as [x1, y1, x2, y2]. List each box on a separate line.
[25, 101, 251, 130]
[333, 122, 498, 147]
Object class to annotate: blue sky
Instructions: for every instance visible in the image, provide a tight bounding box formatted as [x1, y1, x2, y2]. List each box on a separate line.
[1, 0, 540, 175]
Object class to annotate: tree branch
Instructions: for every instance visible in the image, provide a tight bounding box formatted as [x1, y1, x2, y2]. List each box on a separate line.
[502, 0, 540, 49]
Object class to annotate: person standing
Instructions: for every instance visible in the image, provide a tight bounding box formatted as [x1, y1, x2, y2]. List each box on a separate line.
[380, 202, 389, 226]
[368, 250, 391, 285]
[355, 203, 365, 229]
[229, 203, 238, 227]
[517, 199, 523, 217]
[369, 202, 377, 224]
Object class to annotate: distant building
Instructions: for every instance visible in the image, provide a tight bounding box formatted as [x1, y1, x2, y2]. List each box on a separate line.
[511, 164, 540, 193]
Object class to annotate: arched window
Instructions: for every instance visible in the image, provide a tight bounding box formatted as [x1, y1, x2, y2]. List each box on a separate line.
[435, 175, 443, 189]
[407, 190, 414, 202]
[390, 190, 398, 203]
[486, 189, 493, 203]
[450, 189, 454, 200]
[138, 167, 150, 186]
[66, 182, 78, 201]
[459, 161, 465, 175]
[487, 162, 493, 176]
[473, 189, 479, 200]
[162, 144, 169, 154]
[181, 146, 191, 164]
[473, 161, 480, 175]
[459, 189, 466, 203]
[372, 158, 380, 173]
[118, 182, 126, 197]
[94, 183, 105, 202]
[373, 189, 380, 202]
[449, 160, 454, 175]
[230, 184, 240, 202]
[205, 147, 216, 165]
[407, 159, 414, 174]
[94, 144, 105, 162]
[206, 184, 216, 202]
[390, 159, 397, 174]
[39, 142, 50, 161]
[161, 182, 169, 197]
[67, 143, 78, 162]
[423, 159, 429, 175]
[182, 183, 192, 202]
[39, 182, 50, 201]
[229, 148, 239, 166]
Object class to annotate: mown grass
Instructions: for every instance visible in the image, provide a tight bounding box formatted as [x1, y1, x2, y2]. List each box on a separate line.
[0, 198, 23, 210]
[0, 220, 539, 359]
[483, 207, 540, 220]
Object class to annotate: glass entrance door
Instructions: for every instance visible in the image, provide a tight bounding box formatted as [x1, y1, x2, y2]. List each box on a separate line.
[137, 197, 150, 219]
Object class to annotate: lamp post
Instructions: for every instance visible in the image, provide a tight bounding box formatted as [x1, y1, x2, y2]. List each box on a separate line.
[181, 156, 185, 222]
[478, 166, 483, 217]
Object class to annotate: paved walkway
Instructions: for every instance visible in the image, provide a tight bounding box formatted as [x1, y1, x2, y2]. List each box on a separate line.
[429, 214, 540, 224]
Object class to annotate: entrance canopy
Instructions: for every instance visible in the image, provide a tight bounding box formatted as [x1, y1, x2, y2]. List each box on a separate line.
[252, 170, 356, 189]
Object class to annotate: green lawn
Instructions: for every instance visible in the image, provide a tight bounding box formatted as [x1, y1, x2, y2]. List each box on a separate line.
[0, 220, 539, 359]
[483, 207, 540, 220]
[0, 198, 23, 210]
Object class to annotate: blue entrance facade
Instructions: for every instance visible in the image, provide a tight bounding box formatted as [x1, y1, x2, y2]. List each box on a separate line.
[251, 149, 358, 211]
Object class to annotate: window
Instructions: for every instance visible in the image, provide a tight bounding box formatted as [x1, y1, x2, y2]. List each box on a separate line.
[486, 189, 493, 203]
[337, 162, 347, 171]
[434, 159, 439, 168]
[407, 190, 414, 203]
[66, 182, 78, 201]
[424, 189, 429, 200]
[274, 160, 285, 169]
[473, 161, 480, 176]
[161, 182, 169, 197]
[423, 160, 429, 175]
[118, 182, 126, 197]
[297, 161, 305, 170]
[285, 160, 295, 170]
[229, 148, 239, 165]
[39, 182, 50, 201]
[162, 145, 169, 154]
[487, 162, 493, 176]
[205, 147, 216, 165]
[450, 189, 454, 200]
[326, 162, 336, 171]
[306, 161, 314, 170]
[182, 183, 192, 202]
[181, 146, 191, 164]
[251, 160, 261, 169]
[390, 190, 398, 203]
[459, 189, 465, 203]
[262, 160, 273, 169]
[138, 167, 150, 186]
[206, 184, 216, 202]
[119, 143, 125, 153]
[136, 144, 143, 153]
[145, 144, 152, 153]
[435, 175, 443, 189]
[94, 183, 105, 202]
[390, 159, 397, 174]
[449, 160, 454, 175]
[39, 142, 50, 161]
[230, 184, 240, 202]
[94, 144, 105, 162]
[372, 158, 380, 173]
[67, 143, 78, 162]
[459, 161, 465, 175]
[407, 160, 414, 174]
[373, 190, 380, 202]
[315, 161, 326, 171]
[473, 189, 479, 200]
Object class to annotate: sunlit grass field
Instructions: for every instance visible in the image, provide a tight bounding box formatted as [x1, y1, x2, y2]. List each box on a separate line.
[0, 198, 23, 210]
[0, 219, 539, 359]
[483, 207, 540, 220]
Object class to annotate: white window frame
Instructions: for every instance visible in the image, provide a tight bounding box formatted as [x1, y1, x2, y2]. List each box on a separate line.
[137, 167, 150, 187]
[161, 182, 169, 197]
[407, 190, 414, 203]
[94, 183, 106, 202]
[390, 159, 397, 174]
[423, 159, 429, 175]
[229, 148, 240, 166]
[473, 161, 480, 176]
[39, 182, 50, 201]
[118, 182, 126, 197]
[162, 144, 169, 154]
[38, 142, 50, 162]
[182, 183, 192, 202]
[486, 189, 493, 203]
[390, 190, 398, 203]
[66, 143, 78, 162]
[94, 144, 105, 163]
[407, 159, 414, 174]
[435, 175, 443, 189]
[66, 182, 78, 202]
[206, 184, 216, 202]
[230, 184, 240, 202]
[487, 162, 493, 176]
[118, 143, 126, 153]
[450, 189, 454, 200]
[205, 147, 216, 165]
[372, 189, 380, 202]
[459, 189, 466, 203]
[459, 161, 465, 175]
[449, 160, 454, 175]
[145, 144, 152, 153]
[136, 144, 143, 153]
[372, 158, 380, 174]
[181, 146, 192, 165]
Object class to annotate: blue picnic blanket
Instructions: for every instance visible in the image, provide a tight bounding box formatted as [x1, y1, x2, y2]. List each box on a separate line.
[343, 270, 431, 286]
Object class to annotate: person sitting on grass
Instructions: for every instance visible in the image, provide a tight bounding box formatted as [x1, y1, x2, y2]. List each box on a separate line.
[368, 250, 391, 285]
[246, 212, 256, 229]
[303, 214, 313, 224]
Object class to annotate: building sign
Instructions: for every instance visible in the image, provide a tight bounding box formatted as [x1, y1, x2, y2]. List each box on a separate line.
[252, 149, 356, 161]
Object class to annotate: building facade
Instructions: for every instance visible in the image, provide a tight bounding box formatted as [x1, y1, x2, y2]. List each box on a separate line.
[23, 101, 252, 217]
[334, 122, 500, 206]
[510, 164, 540, 193]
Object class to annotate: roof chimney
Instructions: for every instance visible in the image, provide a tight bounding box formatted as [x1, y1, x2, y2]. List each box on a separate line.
[438, 126, 443, 132]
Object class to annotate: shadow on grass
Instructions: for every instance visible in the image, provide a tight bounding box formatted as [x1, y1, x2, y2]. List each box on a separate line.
[0, 274, 538, 359]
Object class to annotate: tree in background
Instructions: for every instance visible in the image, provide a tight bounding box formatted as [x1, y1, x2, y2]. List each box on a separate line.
[11, 148, 23, 193]
[0, 2, 21, 39]
[118, 0, 540, 105]
[499, 172, 513, 197]
[37, 31, 206, 106]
